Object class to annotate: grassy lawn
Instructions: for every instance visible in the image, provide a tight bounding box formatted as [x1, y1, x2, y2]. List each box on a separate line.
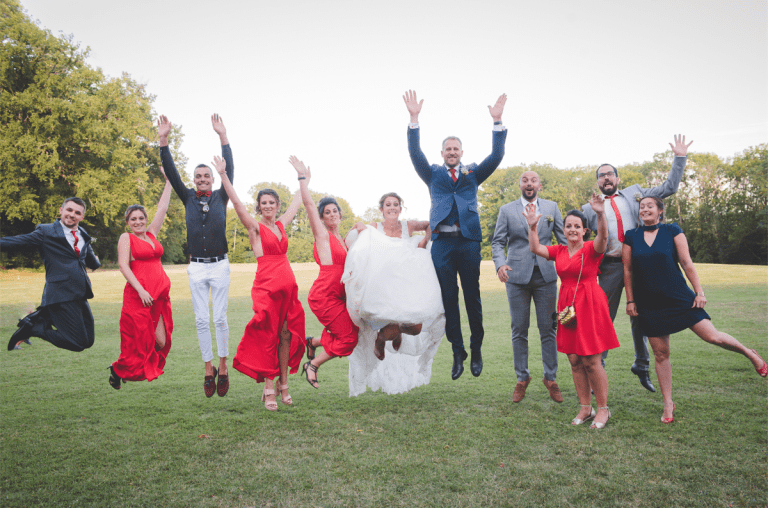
[1, 262, 766, 507]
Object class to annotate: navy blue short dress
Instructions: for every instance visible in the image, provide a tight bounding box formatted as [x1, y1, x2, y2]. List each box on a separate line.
[625, 223, 710, 337]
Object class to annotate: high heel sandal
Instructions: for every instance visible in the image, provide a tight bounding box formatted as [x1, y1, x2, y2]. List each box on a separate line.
[751, 349, 768, 377]
[571, 404, 596, 425]
[590, 406, 611, 429]
[302, 361, 319, 389]
[261, 387, 277, 411]
[278, 382, 292, 405]
[306, 336, 317, 361]
[661, 402, 676, 424]
[107, 365, 123, 390]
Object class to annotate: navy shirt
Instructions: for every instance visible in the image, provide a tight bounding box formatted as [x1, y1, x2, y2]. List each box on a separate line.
[161, 144, 234, 259]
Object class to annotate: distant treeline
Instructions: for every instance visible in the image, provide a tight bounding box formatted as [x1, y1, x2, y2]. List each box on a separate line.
[2, 0, 765, 267]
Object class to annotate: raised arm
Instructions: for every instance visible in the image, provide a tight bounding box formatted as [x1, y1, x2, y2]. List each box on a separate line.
[474, 93, 508, 184]
[588, 192, 608, 253]
[212, 113, 229, 146]
[645, 134, 692, 199]
[118, 233, 153, 307]
[623, 243, 638, 317]
[278, 189, 303, 228]
[212, 155, 258, 231]
[157, 115, 190, 203]
[147, 167, 173, 237]
[289, 156, 332, 263]
[403, 89, 423, 124]
[674, 232, 707, 309]
[522, 206, 550, 260]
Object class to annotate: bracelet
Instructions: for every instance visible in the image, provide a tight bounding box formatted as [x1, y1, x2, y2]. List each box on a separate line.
[626, 301, 634, 304]
[493, 121, 502, 125]
[298, 176, 306, 180]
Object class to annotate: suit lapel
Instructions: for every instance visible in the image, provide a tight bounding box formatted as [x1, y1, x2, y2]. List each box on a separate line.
[53, 220, 78, 258]
[513, 200, 529, 235]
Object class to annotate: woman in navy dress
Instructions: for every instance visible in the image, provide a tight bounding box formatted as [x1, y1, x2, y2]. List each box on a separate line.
[623, 197, 767, 424]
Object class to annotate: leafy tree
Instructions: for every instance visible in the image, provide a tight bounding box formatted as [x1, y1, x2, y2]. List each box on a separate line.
[0, 1, 188, 266]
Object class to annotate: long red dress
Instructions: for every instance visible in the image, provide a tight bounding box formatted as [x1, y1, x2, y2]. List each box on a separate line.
[308, 232, 359, 357]
[113, 233, 173, 381]
[546, 241, 619, 356]
[233, 222, 306, 382]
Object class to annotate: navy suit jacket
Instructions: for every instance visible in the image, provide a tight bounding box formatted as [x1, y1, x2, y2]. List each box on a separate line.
[408, 127, 507, 242]
[1, 219, 100, 306]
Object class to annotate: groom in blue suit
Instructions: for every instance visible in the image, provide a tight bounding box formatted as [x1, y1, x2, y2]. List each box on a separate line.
[404, 90, 507, 379]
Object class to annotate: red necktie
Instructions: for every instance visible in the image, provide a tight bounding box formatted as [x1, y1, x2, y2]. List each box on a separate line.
[72, 230, 81, 256]
[449, 168, 457, 183]
[609, 195, 625, 243]
[196, 190, 211, 198]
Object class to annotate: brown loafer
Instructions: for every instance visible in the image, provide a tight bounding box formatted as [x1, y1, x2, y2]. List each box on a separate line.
[204, 367, 217, 398]
[217, 372, 229, 397]
[543, 378, 563, 403]
[512, 377, 531, 403]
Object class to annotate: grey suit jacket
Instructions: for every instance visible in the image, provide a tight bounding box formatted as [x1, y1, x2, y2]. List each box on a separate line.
[0, 219, 100, 306]
[492, 198, 566, 284]
[581, 156, 687, 232]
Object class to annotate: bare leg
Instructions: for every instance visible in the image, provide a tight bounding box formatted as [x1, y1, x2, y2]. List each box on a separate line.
[648, 336, 673, 421]
[691, 320, 766, 372]
[278, 321, 292, 404]
[374, 323, 401, 360]
[396, 323, 423, 350]
[218, 356, 228, 377]
[568, 354, 592, 421]
[154, 314, 166, 350]
[303, 348, 333, 388]
[582, 353, 610, 425]
[262, 377, 277, 411]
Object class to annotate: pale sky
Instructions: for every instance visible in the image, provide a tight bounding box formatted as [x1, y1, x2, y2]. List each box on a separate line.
[19, 0, 768, 220]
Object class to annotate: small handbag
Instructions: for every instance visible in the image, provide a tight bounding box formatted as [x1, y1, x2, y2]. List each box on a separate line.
[557, 254, 583, 328]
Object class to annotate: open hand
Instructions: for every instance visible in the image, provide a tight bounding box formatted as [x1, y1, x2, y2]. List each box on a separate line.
[211, 155, 227, 175]
[403, 90, 423, 121]
[158, 115, 171, 139]
[211, 113, 226, 136]
[497, 265, 512, 283]
[488, 93, 507, 122]
[669, 134, 693, 156]
[289, 155, 311, 182]
[521, 205, 542, 229]
[588, 192, 604, 214]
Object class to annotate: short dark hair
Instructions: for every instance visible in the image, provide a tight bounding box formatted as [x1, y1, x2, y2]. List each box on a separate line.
[318, 196, 342, 218]
[378, 192, 404, 210]
[255, 189, 281, 214]
[194, 164, 212, 173]
[124, 204, 147, 221]
[595, 164, 618, 179]
[640, 196, 665, 222]
[61, 197, 86, 211]
[442, 136, 462, 150]
[565, 209, 591, 241]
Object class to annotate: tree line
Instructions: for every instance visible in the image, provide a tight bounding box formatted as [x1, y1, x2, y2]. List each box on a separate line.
[2, 0, 765, 267]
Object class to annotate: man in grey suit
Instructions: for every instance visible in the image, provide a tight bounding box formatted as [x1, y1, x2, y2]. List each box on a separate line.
[581, 134, 692, 392]
[492, 171, 566, 402]
[3, 197, 101, 352]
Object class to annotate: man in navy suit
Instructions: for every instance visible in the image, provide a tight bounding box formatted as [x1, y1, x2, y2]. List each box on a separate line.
[3, 197, 101, 352]
[404, 90, 507, 380]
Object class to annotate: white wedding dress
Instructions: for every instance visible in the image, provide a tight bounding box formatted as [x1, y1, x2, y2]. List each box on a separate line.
[342, 221, 445, 397]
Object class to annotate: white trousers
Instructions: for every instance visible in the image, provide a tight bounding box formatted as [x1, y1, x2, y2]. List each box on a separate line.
[187, 259, 230, 362]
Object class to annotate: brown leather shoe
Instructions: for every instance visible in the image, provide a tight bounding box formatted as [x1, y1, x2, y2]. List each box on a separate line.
[204, 367, 217, 398]
[217, 372, 229, 397]
[512, 377, 531, 403]
[543, 378, 563, 403]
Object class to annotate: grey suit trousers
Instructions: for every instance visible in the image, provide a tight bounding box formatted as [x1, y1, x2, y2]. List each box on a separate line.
[506, 267, 558, 381]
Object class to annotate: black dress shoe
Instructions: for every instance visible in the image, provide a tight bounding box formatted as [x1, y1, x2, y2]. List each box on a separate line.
[470, 350, 483, 377]
[8, 318, 34, 351]
[631, 364, 656, 392]
[452, 350, 468, 380]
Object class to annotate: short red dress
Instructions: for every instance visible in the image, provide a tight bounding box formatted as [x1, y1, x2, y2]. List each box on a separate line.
[233, 222, 306, 382]
[546, 241, 619, 356]
[113, 233, 173, 381]
[308, 232, 359, 357]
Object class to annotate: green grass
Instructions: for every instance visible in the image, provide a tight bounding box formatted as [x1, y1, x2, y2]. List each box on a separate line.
[1, 263, 767, 507]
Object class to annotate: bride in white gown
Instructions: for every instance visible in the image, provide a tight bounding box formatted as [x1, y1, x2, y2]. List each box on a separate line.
[342, 193, 445, 396]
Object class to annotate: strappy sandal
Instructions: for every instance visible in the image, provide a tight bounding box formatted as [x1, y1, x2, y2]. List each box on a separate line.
[261, 387, 277, 411]
[571, 404, 596, 425]
[306, 336, 317, 360]
[204, 367, 217, 398]
[590, 406, 611, 429]
[302, 361, 319, 389]
[751, 349, 768, 377]
[107, 365, 123, 390]
[278, 382, 292, 405]
[661, 403, 676, 424]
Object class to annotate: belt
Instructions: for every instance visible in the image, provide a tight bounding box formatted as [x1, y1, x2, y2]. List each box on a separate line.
[437, 231, 462, 238]
[190, 255, 227, 263]
[601, 256, 622, 264]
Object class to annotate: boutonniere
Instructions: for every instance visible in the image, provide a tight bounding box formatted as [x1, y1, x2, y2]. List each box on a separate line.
[460, 168, 472, 175]
[634, 193, 642, 202]
[545, 215, 554, 224]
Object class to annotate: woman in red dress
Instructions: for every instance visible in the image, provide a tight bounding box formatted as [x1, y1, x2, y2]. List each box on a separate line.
[289, 156, 359, 389]
[211, 156, 306, 411]
[109, 173, 174, 389]
[524, 193, 619, 429]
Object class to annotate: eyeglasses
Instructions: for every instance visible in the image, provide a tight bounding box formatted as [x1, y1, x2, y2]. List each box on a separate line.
[597, 172, 615, 180]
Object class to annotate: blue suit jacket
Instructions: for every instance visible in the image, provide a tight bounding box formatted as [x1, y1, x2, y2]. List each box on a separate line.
[408, 127, 507, 241]
[0, 219, 100, 306]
